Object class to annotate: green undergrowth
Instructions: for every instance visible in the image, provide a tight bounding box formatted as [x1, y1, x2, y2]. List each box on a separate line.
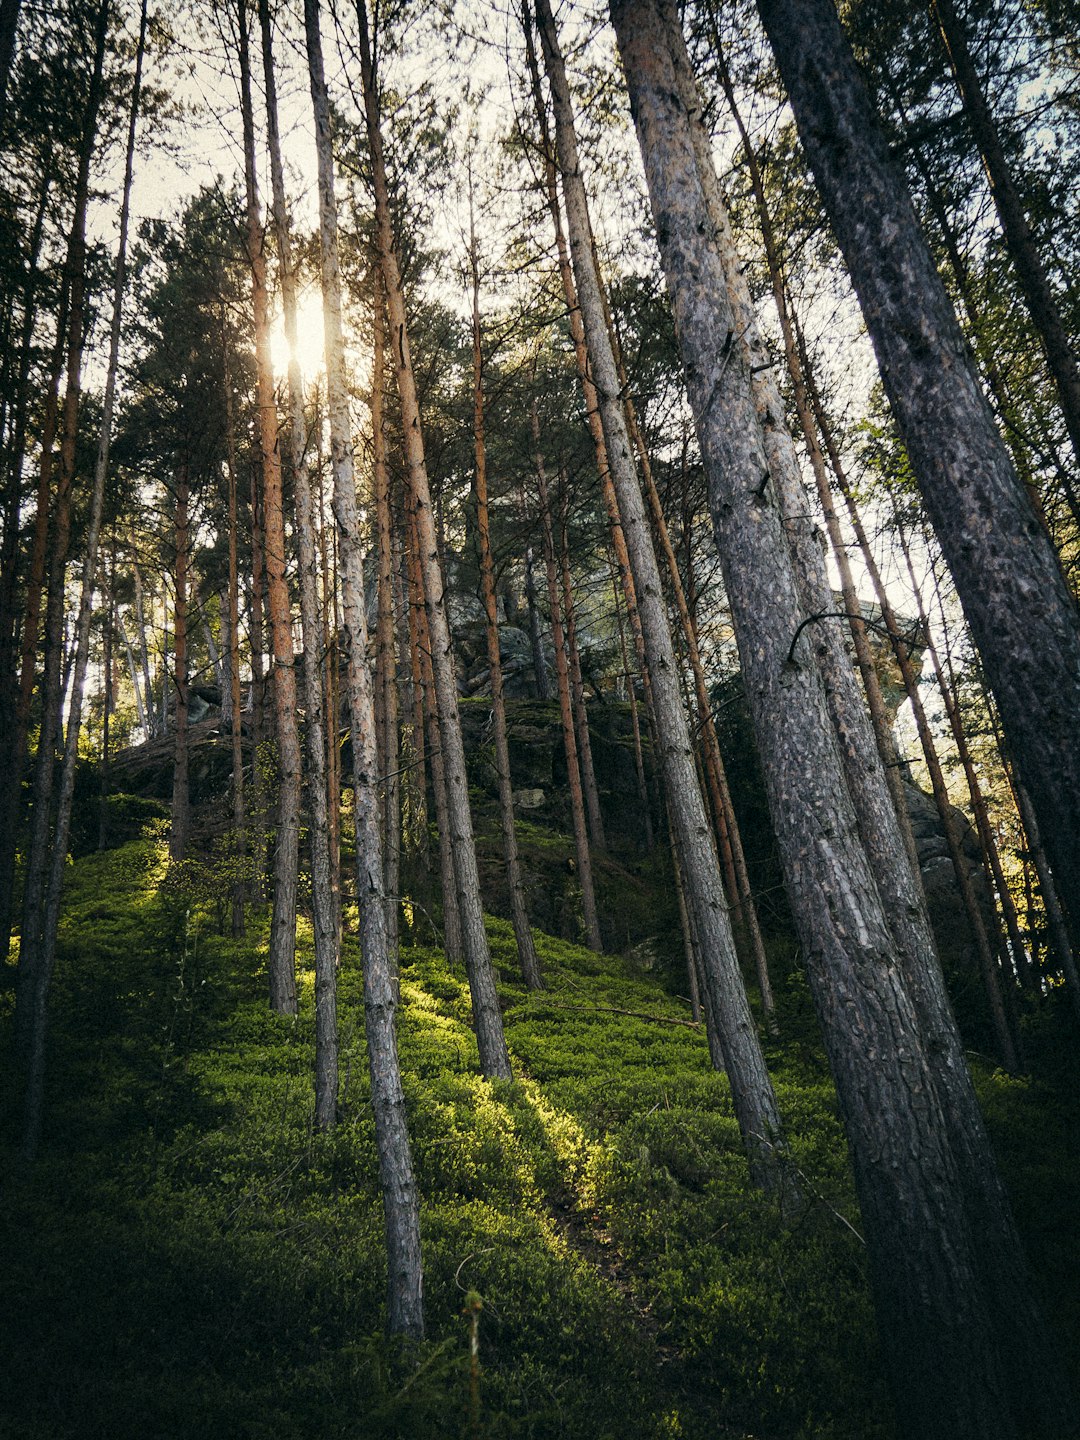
[1, 836, 1076, 1438]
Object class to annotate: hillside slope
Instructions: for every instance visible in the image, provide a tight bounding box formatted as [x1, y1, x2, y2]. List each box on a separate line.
[1, 836, 1076, 1439]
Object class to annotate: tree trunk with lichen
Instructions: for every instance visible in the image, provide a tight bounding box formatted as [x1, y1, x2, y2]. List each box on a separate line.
[756, 0, 1080, 970]
[614, 3, 1073, 1434]
[536, 0, 787, 1197]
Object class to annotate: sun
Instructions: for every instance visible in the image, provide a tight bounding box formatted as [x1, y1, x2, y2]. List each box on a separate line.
[269, 288, 326, 382]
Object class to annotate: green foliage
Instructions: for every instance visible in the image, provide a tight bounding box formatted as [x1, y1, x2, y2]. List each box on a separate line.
[2, 840, 1076, 1438]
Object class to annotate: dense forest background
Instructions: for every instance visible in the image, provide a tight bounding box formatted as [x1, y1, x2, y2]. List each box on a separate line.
[1, 0, 1078, 1436]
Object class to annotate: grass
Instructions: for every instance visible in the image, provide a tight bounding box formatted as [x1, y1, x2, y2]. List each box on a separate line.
[1, 832, 1076, 1439]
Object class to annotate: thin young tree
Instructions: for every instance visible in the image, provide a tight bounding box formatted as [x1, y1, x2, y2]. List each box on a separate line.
[469, 175, 542, 988]
[355, 0, 511, 1080]
[533, 0, 789, 1197]
[236, 0, 298, 1016]
[258, 0, 338, 1120]
[16, 0, 110, 1050]
[304, 0, 423, 1334]
[532, 403, 603, 954]
[22, 0, 146, 1155]
[370, 274, 401, 959]
[170, 460, 191, 862]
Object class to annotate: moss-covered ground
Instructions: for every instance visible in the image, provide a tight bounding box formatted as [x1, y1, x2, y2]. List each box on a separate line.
[1, 835, 1077, 1438]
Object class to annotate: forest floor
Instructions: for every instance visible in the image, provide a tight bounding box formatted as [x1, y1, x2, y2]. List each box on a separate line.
[1, 832, 1078, 1439]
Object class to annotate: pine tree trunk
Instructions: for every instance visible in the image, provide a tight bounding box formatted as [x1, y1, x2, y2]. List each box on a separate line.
[931, 0, 1080, 466]
[537, 0, 788, 1196]
[613, 4, 1071, 1432]
[119, 610, 148, 741]
[522, 536, 549, 700]
[471, 198, 542, 989]
[879, 76, 1074, 532]
[408, 504, 463, 964]
[370, 279, 401, 960]
[609, 552, 653, 847]
[0, 0, 19, 126]
[557, 483, 606, 851]
[99, 547, 114, 851]
[22, 0, 145, 1158]
[1013, 774, 1080, 1014]
[756, 0, 1080, 955]
[0, 169, 50, 751]
[222, 342, 246, 939]
[714, 41, 922, 887]
[170, 461, 190, 863]
[132, 560, 155, 737]
[238, 0, 298, 1017]
[355, 0, 510, 1080]
[259, 0, 338, 1112]
[533, 410, 603, 954]
[248, 455, 268, 906]
[305, 0, 423, 1334]
[317, 453, 343, 943]
[16, 0, 110, 1049]
[0, 243, 65, 967]
[925, 580, 1035, 991]
[801, 334, 1023, 1060]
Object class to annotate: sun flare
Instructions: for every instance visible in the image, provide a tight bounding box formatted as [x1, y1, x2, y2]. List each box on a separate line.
[269, 289, 326, 382]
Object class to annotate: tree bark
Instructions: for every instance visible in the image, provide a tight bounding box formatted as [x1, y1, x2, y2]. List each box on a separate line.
[238, 0, 299, 1017]
[0, 225, 65, 968]
[557, 480, 606, 850]
[0, 0, 21, 127]
[370, 276, 401, 961]
[222, 338, 246, 939]
[16, 0, 110, 1052]
[756, 0, 1080, 953]
[99, 543, 115, 851]
[355, 0, 510, 1080]
[613, 3, 1072, 1432]
[931, 0, 1080, 467]
[714, 39, 922, 888]
[259, 0, 338, 1115]
[537, 0, 788, 1197]
[532, 409, 603, 955]
[522, 531, 549, 701]
[470, 190, 542, 989]
[305, 0, 423, 1334]
[132, 559, 155, 737]
[609, 549, 653, 848]
[408, 501, 463, 964]
[170, 461, 190, 863]
[22, 0, 145, 1158]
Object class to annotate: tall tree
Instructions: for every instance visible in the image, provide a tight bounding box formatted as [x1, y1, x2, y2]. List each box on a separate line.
[237, 0, 299, 1016]
[469, 178, 542, 988]
[21, 0, 146, 1156]
[930, 0, 1080, 466]
[534, 0, 789, 1196]
[16, 0, 110, 1054]
[355, 0, 511, 1080]
[754, 0, 1080, 947]
[610, 3, 1076, 1434]
[304, 0, 423, 1335]
[258, 0, 338, 1119]
[532, 402, 603, 953]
